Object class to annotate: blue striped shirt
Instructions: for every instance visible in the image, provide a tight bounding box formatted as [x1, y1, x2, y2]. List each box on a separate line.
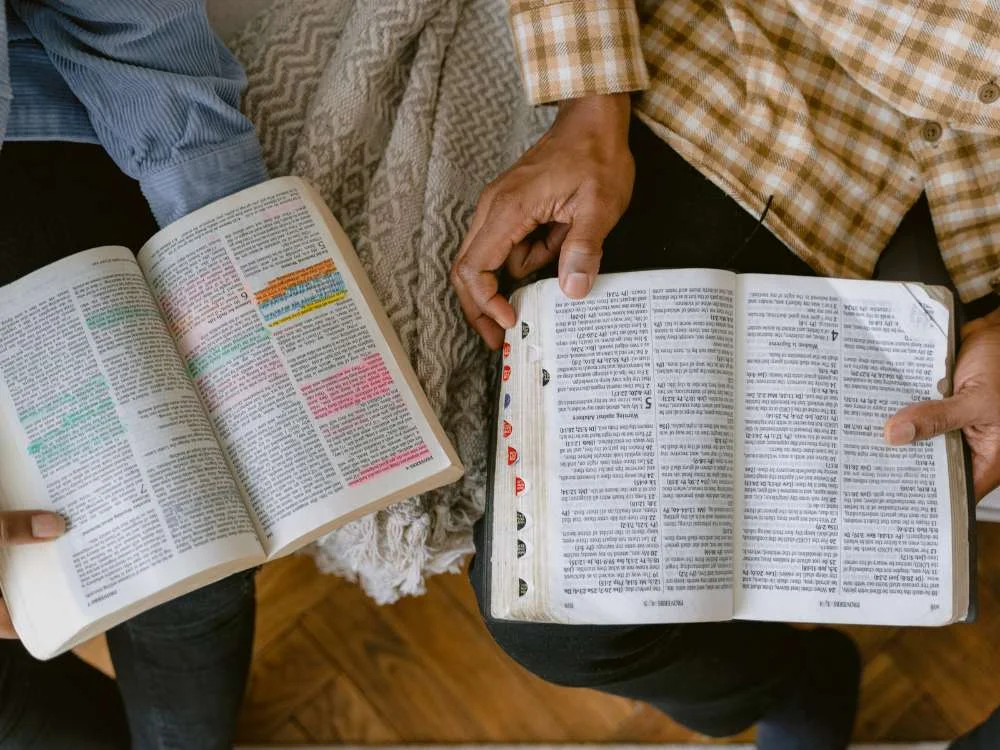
[1, 1, 268, 226]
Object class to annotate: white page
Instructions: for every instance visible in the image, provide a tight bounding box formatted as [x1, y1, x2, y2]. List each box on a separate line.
[138, 178, 460, 556]
[539, 269, 737, 624]
[0, 248, 263, 658]
[735, 274, 953, 626]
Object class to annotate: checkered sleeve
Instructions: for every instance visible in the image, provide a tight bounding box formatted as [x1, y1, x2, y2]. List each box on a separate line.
[508, 0, 650, 105]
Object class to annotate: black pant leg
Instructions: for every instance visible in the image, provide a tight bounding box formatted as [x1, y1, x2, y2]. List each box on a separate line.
[0, 642, 129, 749]
[107, 572, 256, 750]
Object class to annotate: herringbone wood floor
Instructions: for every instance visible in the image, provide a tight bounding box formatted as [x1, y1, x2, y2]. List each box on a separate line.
[76, 522, 1000, 744]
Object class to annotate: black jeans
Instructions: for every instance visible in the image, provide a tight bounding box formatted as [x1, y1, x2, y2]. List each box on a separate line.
[471, 119, 999, 745]
[0, 142, 256, 750]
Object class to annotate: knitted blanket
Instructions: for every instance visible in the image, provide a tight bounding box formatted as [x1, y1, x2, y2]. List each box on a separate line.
[229, 0, 551, 602]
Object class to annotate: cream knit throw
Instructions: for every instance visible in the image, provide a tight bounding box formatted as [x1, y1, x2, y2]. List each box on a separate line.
[229, 0, 551, 602]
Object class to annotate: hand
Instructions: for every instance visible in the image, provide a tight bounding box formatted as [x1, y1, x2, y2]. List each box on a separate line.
[884, 307, 1000, 499]
[450, 93, 635, 349]
[0, 511, 65, 639]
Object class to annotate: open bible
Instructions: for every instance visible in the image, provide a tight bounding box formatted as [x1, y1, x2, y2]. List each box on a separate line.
[0, 177, 462, 659]
[484, 269, 973, 627]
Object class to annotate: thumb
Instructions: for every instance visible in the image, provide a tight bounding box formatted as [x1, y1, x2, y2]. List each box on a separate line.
[557, 212, 613, 299]
[884, 392, 979, 445]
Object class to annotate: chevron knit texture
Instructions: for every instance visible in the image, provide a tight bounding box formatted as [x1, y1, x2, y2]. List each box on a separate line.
[229, 0, 552, 602]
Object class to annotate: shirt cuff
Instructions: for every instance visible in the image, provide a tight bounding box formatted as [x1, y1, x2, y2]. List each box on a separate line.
[509, 0, 650, 105]
[139, 131, 270, 227]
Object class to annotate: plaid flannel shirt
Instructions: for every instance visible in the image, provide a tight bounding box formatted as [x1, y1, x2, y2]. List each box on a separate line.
[507, 0, 1000, 302]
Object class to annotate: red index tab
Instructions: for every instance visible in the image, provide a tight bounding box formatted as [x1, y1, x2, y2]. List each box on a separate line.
[502, 420, 512, 438]
[514, 476, 526, 495]
[507, 446, 518, 465]
[502, 364, 511, 381]
[503, 342, 511, 358]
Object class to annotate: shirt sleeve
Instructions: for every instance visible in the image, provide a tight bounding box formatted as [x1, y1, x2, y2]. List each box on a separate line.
[9, 0, 269, 226]
[508, 0, 650, 105]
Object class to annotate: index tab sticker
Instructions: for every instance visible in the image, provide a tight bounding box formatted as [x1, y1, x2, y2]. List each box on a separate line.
[514, 476, 526, 495]
[502, 420, 513, 438]
[521, 322, 530, 339]
[503, 393, 511, 409]
[507, 446, 519, 465]
[541, 368, 550, 386]
[503, 341, 511, 358]
[502, 364, 511, 382]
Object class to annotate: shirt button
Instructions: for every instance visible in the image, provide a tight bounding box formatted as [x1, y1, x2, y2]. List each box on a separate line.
[980, 81, 1000, 104]
[921, 121, 943, 142]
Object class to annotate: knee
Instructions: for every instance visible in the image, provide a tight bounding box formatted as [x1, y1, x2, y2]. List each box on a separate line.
[480, 612, 673, 690]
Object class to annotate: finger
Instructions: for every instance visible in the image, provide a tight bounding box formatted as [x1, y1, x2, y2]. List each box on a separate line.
[450, 268, 507, 350]
[557, 208, 616, 298]
[884, 392, 980, 445]
[454, 188, 495, 267]
[452, 197, 511, 350]
[507, 223, 570, 279]
[0, 601, 15, 640]
[454, 194, 538, 330]
[0, 511, 65, 546]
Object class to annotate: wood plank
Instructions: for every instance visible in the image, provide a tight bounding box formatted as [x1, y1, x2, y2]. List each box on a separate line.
[263, 718, 312, 744]
[887, 623, 1000, 731]
[855, 652, 921, 740]
[293, 672, 400, 743]
[252, 554, 336, 655]
[842, 625, 903, 664]
[299, 577, 488, 741]
[237, 622, 337, 741]
[884, 694, 961, 742]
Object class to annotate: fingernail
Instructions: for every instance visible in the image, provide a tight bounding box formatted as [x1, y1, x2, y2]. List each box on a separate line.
[563, 272, 591, 298]
[31, 514, 65, 539]
[885, 421, 916, 445]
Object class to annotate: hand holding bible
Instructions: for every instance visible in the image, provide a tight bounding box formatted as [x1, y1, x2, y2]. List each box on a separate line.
[450, 93, 635, 349]
[0, 511, 64, 639]
[885, 307, 1000, 499]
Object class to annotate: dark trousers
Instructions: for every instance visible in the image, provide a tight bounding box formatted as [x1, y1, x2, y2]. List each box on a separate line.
[471, 119, 999, 746]
[0, 142, 256, 750]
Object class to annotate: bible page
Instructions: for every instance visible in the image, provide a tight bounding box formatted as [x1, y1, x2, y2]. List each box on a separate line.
[538, 269, 737, 624]
[138, 178, 461, 557]
[735, 274, 956, 626]
[0, 248, 263, 659]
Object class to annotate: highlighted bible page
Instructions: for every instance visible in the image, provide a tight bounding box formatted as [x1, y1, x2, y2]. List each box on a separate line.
[137, 178, 462, 556]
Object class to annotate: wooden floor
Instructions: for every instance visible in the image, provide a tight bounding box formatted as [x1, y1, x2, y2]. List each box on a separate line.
[78, 522, 1000, 744]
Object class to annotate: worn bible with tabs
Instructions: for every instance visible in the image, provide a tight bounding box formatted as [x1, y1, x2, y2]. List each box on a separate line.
[482, 269, 974, 628]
